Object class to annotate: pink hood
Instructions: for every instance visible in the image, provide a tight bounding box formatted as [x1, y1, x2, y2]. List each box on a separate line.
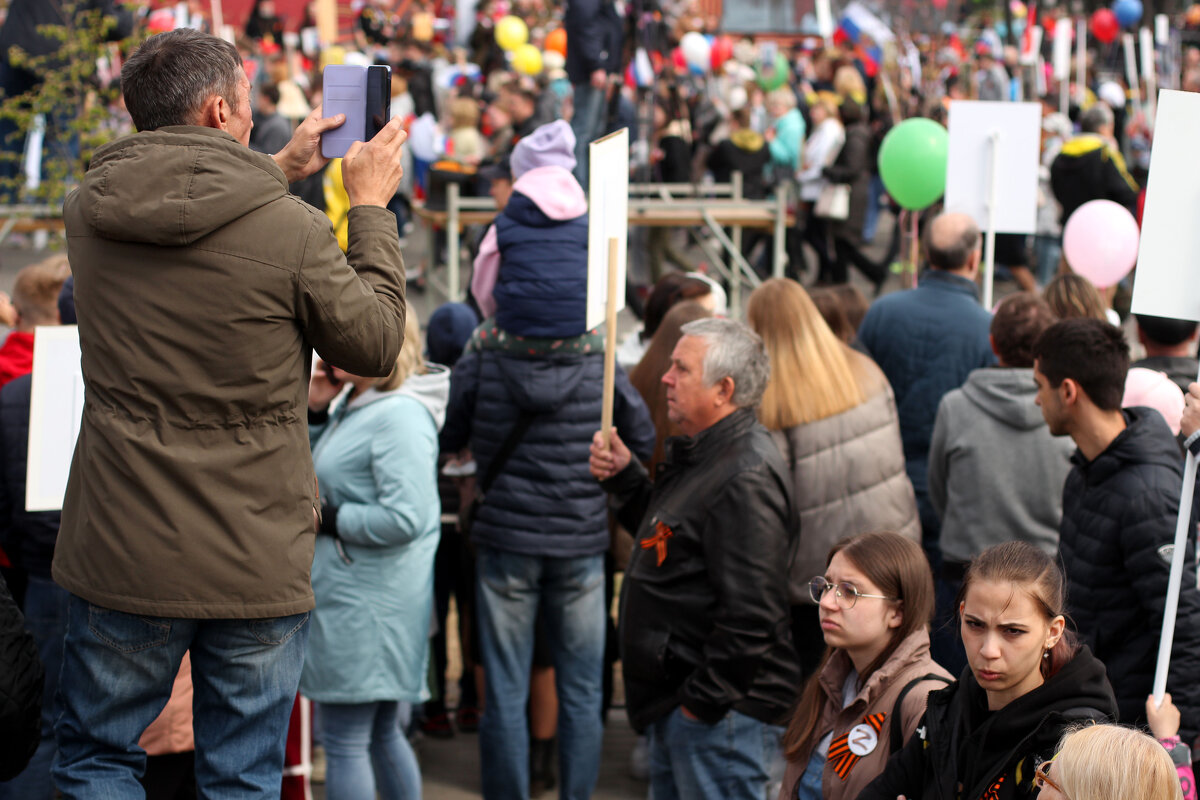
[510, 166, 589, 220]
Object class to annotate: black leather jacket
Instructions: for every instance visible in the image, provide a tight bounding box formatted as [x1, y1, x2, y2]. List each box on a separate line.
[604, 408, 800, 731]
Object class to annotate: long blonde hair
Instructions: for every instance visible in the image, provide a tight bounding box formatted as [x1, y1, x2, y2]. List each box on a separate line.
[1055, 724, 1183, 800]
[378, 308, 425, 391]
[747, 278, 864, 429]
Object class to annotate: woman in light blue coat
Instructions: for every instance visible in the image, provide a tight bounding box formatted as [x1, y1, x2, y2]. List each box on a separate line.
[303, 310, 447, 800]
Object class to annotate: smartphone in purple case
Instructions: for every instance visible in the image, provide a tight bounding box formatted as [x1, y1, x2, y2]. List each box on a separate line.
[320, 64, 392, 159]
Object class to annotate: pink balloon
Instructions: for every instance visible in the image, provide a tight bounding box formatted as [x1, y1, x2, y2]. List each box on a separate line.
[1124, 367, 1184, 434]
[1062, 200, 1139, 289]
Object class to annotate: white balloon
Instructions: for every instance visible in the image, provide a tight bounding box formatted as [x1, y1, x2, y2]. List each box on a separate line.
[680, 31, 711, 71]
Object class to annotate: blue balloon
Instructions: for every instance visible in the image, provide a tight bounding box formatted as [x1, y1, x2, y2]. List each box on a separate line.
[1114, 0, 1142, 26]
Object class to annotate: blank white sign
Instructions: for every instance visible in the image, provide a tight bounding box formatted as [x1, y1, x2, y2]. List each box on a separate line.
[585, 128, 629, 331]
[26, 325, 84, 512]
[1131, 90, 1200, 322]
[944, 101, 1041, 235]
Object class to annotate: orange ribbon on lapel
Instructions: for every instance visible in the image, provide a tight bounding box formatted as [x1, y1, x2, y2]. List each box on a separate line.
[827, 712, 886, 780]
[641, 521, 674, 566]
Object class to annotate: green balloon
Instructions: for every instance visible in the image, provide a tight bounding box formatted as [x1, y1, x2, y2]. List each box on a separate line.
[756, 52, 790, 91]
[877, 118, 949, 210]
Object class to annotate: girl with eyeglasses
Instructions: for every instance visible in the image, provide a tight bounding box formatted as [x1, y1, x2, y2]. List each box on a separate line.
[1035, 723, 1186, 800]
[858, 542, 1119, 800]
[777, 532, 951, 800]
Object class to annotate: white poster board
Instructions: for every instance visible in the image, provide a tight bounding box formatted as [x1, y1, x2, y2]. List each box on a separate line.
[816, 0, 834, 41]
[1052, 17, 1073, 78]
[944, 101, 1041, 234]
[1131, 90, 1200, 321]
[1129, 88, 1200, 707]
[585, 128, 629, 331]
[26, 326, 84, 512]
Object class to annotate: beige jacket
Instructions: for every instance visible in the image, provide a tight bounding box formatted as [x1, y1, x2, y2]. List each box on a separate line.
[54, 126, 406, 618]
[779, 629, 952, 800]
[772, 350, 920, 605]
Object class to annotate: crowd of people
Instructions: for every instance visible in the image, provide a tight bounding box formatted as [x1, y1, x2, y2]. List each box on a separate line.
[4, 0, 1200, 799]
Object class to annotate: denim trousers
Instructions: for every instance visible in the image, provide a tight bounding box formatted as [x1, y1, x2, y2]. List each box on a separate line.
[0, 576, 70, 800]
[53, 594, 308, 799]
[320, 701, 420, 800]
[647, 707, 785, 800]
[569, 82, 608, 188]
[475, 546, 605, 800]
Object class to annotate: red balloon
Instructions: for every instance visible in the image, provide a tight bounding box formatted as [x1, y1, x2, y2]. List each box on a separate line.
[710, 35, 734, 71]
[671, 46, 687, 71]
[1090, 8, 1119, 43]
[832, 28, 850, 46]
[931, 0, 948, 9]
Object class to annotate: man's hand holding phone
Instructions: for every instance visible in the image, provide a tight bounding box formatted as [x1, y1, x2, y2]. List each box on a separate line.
[343, 118, 408, 208]
[309, 359, 343, 413]
[272, 104, 345, 184]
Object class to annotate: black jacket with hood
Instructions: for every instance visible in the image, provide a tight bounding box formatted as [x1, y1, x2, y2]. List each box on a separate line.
[1048, 133, 1138, 224]
[857, 647, 1117, 800]
[1058, 406, 1200, 743]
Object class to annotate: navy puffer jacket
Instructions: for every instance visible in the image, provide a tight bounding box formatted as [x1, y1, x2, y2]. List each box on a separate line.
[441, 343, 654, 557]
[493, 191, 589, 339]
[1059, 406, 1200, 743]
[0, 374, 61, 580]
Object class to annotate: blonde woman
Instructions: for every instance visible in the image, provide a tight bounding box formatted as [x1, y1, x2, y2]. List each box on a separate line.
[303, 310, 449, 799]
[747, 278, 919, 675]
[1038, 724, 1187, 800]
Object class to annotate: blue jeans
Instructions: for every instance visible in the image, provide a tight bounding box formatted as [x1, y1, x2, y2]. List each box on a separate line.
[862, 174, 885, 243]
[647, 707, 785, 800]
[475, 547, 605, 800]
[570, 82, 608, 188]
[795, 749, 824, 800]
[1034, 234, 1063, 286]
[320, 701, 420, 800]
[0, 576, 69, 800]
[53, 594, 308, 799]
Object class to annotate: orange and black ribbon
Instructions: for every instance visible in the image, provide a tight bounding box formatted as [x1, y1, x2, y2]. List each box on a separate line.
[827, 712, 887, 781]
[981, 775, 1006, 800]
[641, 521, 674, 566]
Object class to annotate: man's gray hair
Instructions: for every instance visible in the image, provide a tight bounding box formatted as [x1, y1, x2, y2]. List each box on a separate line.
[680, 318, 770, 408]
[121, 29, 243, 133]
[1080, 103, 1114, 134]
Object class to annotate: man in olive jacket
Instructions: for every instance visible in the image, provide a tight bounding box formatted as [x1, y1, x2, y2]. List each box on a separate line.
[51, 29, 408, 796]
[590, 318, 800, 800]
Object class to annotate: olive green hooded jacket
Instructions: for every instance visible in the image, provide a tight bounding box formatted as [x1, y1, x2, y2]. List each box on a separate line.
[53, 126, 406, 618]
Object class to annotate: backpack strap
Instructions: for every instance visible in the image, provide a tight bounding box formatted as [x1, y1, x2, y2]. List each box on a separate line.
[890, 673, 952, 755]
[478, 412, 536, 497]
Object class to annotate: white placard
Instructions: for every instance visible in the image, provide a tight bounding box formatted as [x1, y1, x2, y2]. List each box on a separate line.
[26, 326, 84, 512]
[585, 128, 629, 331]
[1141, 27, 1157, 80]
[1052, 18, 1072, 79]
[944, 101, 1041, 234]
[1076, 19, 1087, 105]
[816, 0, 834, 40]
[1156, 14, 1170, 45]
[1020, 25, 1043, 66]
[1131, 90, 1200, 321]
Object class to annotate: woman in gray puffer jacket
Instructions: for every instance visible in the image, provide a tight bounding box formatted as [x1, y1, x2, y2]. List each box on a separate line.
[747, 279, 919, 676]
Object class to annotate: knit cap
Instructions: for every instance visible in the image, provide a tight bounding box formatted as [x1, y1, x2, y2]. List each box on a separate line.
[510, 119, 576, 179]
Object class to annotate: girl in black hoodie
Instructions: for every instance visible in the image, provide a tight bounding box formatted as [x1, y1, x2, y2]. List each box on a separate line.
[857, 542, 1118, 800]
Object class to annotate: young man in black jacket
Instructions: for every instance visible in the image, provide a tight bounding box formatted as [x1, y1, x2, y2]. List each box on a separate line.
[590, 318, 800, 800]
[1033, 318, 1200, 743]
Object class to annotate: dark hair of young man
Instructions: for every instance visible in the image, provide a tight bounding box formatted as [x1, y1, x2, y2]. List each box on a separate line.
[1134, 314, 1199, 349]
[991, 292, 1057, 368]
[1032, 318, 1130, 411]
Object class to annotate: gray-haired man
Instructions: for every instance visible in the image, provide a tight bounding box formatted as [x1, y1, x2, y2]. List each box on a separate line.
[589, 318, 800, 799]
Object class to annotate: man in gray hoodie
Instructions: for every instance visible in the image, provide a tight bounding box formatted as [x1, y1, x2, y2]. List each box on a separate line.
[927, 293, 1072, 671]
